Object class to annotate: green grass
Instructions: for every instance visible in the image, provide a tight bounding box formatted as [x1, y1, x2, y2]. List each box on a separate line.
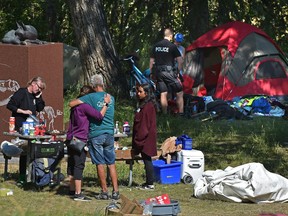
[1, 100, 288, 216]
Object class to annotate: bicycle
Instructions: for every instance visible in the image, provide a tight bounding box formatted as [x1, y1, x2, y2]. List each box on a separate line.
[122, 53, 156, 98]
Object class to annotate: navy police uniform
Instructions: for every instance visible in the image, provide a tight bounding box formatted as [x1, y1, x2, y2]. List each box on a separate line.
[150, 39, 182, 93]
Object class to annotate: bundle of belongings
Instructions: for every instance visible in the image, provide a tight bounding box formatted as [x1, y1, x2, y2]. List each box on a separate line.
[194, 163, 288, 203]
[230, 95, 288, 117]
[160, 136, 182, 164]
[203, 95, 288, 120]
[206, 99, 252, 120]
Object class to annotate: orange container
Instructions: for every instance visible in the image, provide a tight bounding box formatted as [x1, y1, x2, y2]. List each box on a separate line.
[9, 117, 15, 133]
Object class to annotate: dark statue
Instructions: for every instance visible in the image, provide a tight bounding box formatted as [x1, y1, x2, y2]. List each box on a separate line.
[2, 22, 46, 45]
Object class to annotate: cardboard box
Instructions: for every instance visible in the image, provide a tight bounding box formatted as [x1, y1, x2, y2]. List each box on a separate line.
[106, 194, 181, 216]
[106, 194, 143, 216]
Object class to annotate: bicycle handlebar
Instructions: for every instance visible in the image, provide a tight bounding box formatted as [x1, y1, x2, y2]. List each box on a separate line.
[122, 56, 135, 63]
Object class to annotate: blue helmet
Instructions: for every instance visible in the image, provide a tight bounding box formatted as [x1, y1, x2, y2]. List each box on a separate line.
[174, 33, 184, 43]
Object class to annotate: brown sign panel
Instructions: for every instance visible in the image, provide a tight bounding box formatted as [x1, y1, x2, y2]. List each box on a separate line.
[0, 43, 64, 142]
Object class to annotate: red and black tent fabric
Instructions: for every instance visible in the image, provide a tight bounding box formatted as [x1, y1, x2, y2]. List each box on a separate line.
[183, 21, 288, 101]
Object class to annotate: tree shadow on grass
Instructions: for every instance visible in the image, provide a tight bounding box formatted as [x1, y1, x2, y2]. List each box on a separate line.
[198, 140, 288, 177]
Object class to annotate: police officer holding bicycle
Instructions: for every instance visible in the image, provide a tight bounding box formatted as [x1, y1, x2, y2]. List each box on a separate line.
[149, 28, 184, 115]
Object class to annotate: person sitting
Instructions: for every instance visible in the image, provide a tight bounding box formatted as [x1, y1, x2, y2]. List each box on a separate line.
[182, 74, 206, 114]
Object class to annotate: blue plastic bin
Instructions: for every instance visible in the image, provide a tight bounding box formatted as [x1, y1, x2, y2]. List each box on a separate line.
[182, 138, 192, 150]
[153, 160, 182, 184]
[180, 135, 193, 150]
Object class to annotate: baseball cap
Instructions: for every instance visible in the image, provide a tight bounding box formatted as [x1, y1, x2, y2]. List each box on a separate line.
[174, 33, 184, 43]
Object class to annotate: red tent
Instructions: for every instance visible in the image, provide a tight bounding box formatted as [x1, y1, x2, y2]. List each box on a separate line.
[183, 21, 288, 101]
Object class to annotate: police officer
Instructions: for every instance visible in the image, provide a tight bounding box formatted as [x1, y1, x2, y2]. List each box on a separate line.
[149, 28, 184, 114]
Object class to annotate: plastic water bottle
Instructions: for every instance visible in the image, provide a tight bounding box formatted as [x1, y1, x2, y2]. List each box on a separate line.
[203, 97, 207, 111]
[26, 117, 34, 126]
[193, 105, 197, 114]
[27, 117, 35, 136]
[115, 121, 120, 134]
[122, 121, 130, 135]
[142, 199, 157, 215]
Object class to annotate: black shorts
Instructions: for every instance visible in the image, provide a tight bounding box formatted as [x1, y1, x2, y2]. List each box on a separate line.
[156, 71, 183, 93]
[67, 147, 87, 180]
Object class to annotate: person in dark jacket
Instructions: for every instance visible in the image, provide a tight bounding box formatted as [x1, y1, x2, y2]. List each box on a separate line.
[149, 28, 184, 115]
[6, 76, 46, 183]
[7, 76, 46, 131]
[66, 85, 110, 201]
[132, 83, 157, 190]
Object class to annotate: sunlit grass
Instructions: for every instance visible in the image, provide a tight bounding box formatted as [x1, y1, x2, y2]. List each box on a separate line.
[1, 98, 288, 216]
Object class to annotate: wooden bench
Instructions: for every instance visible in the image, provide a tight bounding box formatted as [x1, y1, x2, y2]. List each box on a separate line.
[115, 149, 161, 187]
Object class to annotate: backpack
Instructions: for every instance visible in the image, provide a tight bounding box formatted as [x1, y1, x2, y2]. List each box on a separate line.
[32, 158, 55, 187]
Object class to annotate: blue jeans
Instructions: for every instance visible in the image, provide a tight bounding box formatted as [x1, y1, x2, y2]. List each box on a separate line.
[88, 134, 115, 165]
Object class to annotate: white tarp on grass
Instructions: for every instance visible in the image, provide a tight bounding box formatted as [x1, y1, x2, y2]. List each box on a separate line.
[194, 162, 288, 203]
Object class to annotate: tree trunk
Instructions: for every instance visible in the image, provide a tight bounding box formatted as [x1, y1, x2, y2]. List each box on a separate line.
[67, 0, 128, 97]
[185, 0, 209, 42]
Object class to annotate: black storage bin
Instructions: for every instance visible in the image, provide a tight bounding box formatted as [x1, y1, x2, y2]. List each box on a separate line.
[30, 141, 64, 159]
